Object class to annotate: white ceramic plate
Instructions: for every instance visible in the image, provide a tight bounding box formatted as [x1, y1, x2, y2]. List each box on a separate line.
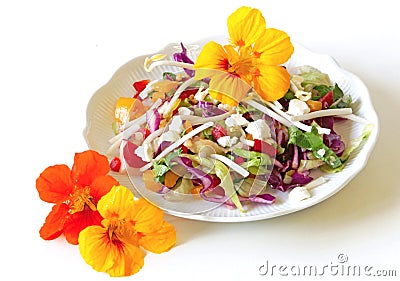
[83, 38, 379, 222]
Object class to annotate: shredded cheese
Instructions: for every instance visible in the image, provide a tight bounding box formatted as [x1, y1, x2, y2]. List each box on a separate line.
[290, 108, 352, 122]
[210, 154, 249, 178]
[139, 121, 214, 172]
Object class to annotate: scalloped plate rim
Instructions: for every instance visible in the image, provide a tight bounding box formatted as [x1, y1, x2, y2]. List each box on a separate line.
[83, 38, 379, 222]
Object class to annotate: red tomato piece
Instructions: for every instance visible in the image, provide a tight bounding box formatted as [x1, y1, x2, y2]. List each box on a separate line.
[179, 88, 199, 100]
[133, 79, 150, 97]
[211, 176, 221, 189]
[319, 90, 334, 109]
[137, 127, 151, 139]
[211, 124, 227, 140]
[252, 139, 277, 157]
[180, 144, 189, 154]
[234, 156, 245, 164]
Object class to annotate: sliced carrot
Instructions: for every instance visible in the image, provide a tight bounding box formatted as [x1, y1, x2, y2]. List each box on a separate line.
[306, 100, 323, 112]
[142, 170, 163, 192]
[190, 185, 203, 195]
[164, 170, 180, 188]
[191, 185, 203, 199]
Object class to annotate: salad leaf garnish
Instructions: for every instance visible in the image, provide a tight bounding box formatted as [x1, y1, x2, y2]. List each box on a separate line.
[163, 72, 177, 81]
[312, 85, 331, 100]
[312, 84, 351, 108]
[165, 148, 183, 166]
[233, 148, 272, 175]
[153, 161, 169, 183]
[212, 159, 244, 212]
[320, 123, 374, 173]
[294, 65, 331, 91]
[288, 125, 342, 168]
[153, 148, 183, 183]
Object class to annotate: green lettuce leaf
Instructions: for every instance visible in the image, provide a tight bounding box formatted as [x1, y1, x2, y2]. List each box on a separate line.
[293, 65, 332, 91]
[233, 148, 272, 175]
[320, 123, 374, 173]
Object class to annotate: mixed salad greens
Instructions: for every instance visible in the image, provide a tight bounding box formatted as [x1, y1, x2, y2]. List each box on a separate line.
[107, 44, 372, 212]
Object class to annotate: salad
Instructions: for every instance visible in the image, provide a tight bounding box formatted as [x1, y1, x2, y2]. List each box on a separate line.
[106, 44, 372, 212]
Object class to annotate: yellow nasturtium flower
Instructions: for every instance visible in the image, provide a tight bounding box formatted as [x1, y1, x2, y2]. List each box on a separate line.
[194, 6, 294, 104]
[78, 185, 176, 277]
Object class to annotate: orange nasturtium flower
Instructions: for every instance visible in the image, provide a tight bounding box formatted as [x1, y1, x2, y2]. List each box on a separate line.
[194, 6, 294, 105]
[36, 150, 119, 244]
[79, 185, 176, 277]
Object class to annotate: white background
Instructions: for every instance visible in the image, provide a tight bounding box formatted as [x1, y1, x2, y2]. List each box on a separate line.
[1, 0, 399, 280]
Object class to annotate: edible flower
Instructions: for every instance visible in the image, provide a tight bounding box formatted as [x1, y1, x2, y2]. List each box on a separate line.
[194, 6, 294, 105]
[79, 185, 176, 277]
[36, 150, 119, 244]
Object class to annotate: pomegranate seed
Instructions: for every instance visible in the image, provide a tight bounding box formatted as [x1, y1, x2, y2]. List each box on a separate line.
[110, 157, 122, 172]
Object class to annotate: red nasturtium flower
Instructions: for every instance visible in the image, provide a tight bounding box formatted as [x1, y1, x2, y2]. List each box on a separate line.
[36, 150, 119, 244]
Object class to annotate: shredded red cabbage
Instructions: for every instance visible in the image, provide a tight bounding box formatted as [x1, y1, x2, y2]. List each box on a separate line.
[173, 43, 194, 77]
[316, 117, 345, 156]
[197, 101, 227, 117]
[170, 156, 214, 192]
[169, 156, 275, 207]
[154, 141, 171, 157]
[146, 108, 161, 132]
[269, 123, 314, 192]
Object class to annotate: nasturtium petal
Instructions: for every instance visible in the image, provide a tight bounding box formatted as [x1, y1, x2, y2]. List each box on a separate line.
[139, 221, 176, 254]
[253, 65, 291, 101]
[223, 44, 239, 63]
[194, 41, 228, 74]
[208, 89, 239, 106]
[132, 198, 164, 234]
[36, 164, 73, 203]
[97, 185, 136, 221]
[228, 6, 266, 47]
[63, 208, 103, 245]
[79, 226, 114, 272]
[223, 44, 253, 83]
[89, 175, 119, 203]
[107, 243, 144, 277]
[71, 150, 110, 187]
[253, 28, 294, 65]
[79, 225, 144, 277]
[208, 71, 252, 106]
[39, 203, 69, 240]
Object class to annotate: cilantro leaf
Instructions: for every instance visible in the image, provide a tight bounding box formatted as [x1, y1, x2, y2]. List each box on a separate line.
[152, 148, 183, 183]
[312, 85, 332, 100]
[332, 83, 344, 101]
[288, 125, 342, 169]
[153, 161, 169, 183]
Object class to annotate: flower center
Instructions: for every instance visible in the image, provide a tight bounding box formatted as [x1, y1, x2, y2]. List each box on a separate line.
[228, 58, 253, 78]
[236, 39, 245, 47]
[227, 47, 254, 77]
[69, 186, 97, 214]
[107, 217, 121, 240]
